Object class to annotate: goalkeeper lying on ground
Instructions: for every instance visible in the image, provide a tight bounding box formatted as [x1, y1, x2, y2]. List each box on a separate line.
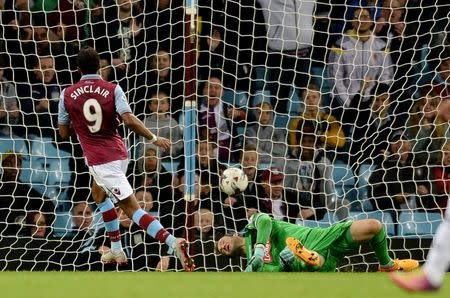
[217, 212, 419, 272]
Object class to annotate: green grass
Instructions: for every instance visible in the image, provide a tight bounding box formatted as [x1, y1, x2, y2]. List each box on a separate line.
[0, 272, 449, 298]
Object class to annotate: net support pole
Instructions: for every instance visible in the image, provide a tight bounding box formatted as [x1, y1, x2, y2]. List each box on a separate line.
[183, 0, 198, 247]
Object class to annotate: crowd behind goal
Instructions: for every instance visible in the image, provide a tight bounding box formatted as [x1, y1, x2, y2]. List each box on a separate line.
[0, 0, 449, 271]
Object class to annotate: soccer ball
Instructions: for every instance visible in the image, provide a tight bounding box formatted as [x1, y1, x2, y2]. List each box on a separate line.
[220, 167, 249, 196]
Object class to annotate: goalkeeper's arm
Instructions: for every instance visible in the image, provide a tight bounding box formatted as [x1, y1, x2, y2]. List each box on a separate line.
[250, 212, 273, 246]
[245, 213, 272, 272]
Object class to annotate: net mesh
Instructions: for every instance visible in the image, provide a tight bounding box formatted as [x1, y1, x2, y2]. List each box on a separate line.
[0, 0, 449, 271]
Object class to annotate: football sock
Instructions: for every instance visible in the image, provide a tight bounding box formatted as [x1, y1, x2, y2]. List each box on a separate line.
[132, 209, 176, 248]
[368, 227, 393, 267]
[98, 198, 122, 251]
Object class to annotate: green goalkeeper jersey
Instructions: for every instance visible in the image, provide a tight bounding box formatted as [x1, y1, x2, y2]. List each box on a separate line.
[243, 213, 356, 272]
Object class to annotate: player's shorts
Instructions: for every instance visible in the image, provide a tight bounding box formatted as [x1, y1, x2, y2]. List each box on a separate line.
[89, 159, 133, 204]
[301, 221, 359, 272]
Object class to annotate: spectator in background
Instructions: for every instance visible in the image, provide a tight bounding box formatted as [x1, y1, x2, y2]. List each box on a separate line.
[375, 0, 421, 114]
[136, 188, 154, 213]
[18, 55, 60, 139]
[26, 211, 52, 238]
[197, 0, 266, 91]
[244, 101, 287, 166]
[257, 0, 315, 114]
[285, 120, 342, 220]
[139, 49, 183, 119]
[0, 151, 55, 236]
[198, 74, 249, 163]
[99, 56, 114, 82]
[424, 141, 450, 213]
[424, 50, 450, 99]
[328, 7, 393, 129]
[259, 167, 319, 223]
[369, 130, 429, 222]
[193, 208, 215, 241]
[142, 91, 183, 160]
[0, 55, 20, 136]
[71, 201, 94, 236]
[135, 147, 174, 230]
[288, 84, 345, 159]
[350, 83, 400, 169]
[90, 0, 145, 91]
[408, 94, 449, 165]
[222, 145, 264, 233]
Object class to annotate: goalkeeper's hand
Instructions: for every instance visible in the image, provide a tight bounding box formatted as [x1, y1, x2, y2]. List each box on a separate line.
[245, 244, 265, 272]
[279, 246, 295, 270]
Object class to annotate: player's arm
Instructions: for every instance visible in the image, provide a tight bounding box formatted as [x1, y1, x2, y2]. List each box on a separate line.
[251, 212, 273, 245]
[114, 85, 170, 151]
[57, 88, 73, 140]
[121, 112, 170, 151]
[245, 213, 273, 272]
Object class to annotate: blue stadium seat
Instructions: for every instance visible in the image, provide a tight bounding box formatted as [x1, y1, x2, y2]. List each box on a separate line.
[356, 164, 376, 211]
[398, 212, 443, 238]
[252, 89, 272, 106]
[161, 159, 181, 175]
[222, 89, 248, 107]
[288, 87, 303, 116]
[347, 211, 395, 236]
[322, 211, 338, 224]
[0, 135, 28, 155]
[53, 212, 73, 238]
[332, 161, 358, 208]
[253, 66, 269, 90]
[296, 219, 332, 228]
[274, 114, 289, 129]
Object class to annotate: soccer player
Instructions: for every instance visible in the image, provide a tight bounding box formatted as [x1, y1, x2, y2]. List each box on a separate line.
[57, 46, 194, 271]
[217, 212, 418, 272]
[390, 98, 450, 291]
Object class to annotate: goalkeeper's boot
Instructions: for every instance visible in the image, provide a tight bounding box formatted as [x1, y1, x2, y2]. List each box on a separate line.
[173, 238, 195, 272]
[390, 270, 440, 292]
[378, 259, 419, 272]
[101, 249, 128, 265]
[286, 237, 320, 266]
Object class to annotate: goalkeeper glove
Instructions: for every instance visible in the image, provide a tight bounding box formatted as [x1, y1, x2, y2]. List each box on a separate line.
[245, 244, 265, 272]
[279, 246, 295, 270]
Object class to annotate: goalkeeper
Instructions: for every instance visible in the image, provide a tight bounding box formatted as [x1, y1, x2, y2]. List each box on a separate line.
[217, 212, 418, 272]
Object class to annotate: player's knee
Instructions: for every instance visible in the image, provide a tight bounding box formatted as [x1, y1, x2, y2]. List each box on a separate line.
[366, 219, 383, 235]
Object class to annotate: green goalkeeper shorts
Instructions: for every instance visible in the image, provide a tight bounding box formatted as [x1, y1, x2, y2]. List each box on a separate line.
[300, 221, 359, 272]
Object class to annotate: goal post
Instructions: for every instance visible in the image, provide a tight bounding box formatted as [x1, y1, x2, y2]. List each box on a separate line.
[0, 0, 448, 271]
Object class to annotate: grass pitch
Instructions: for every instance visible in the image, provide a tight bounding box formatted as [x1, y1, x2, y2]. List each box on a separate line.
[0, 272, 449, 298]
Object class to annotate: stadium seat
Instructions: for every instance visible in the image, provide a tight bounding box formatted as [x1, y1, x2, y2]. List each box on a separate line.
[296, 219, 332, 228]
[161, 159, 181, 175]
[347, 211, 395, 236]
[222, 89, 248, 107]
[53, 212, 73, 238]
[331, 161, 358, 208]
[252, 89, 272, 106]
[0, 135, 28, 155]
[398, 211, 443, 238]
[322, 211, 338, 224]
[274, 114, 289, 129]
[253, 66, 269, 90]
[288, 87, 302, 116]
[356, 164, 376, 212]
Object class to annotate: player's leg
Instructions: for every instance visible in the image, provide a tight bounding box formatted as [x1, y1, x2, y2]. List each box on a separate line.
[109, 160, 194, 271]
[390, 203, 450, 291]
[118, 194, 194, 271]
[91, 179, 127, 264]
[349, 219, 418, 271]
[285, 237, 323, 267]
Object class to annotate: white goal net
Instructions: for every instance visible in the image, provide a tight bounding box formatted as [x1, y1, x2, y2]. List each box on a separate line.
[0, 0, 449, 272]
